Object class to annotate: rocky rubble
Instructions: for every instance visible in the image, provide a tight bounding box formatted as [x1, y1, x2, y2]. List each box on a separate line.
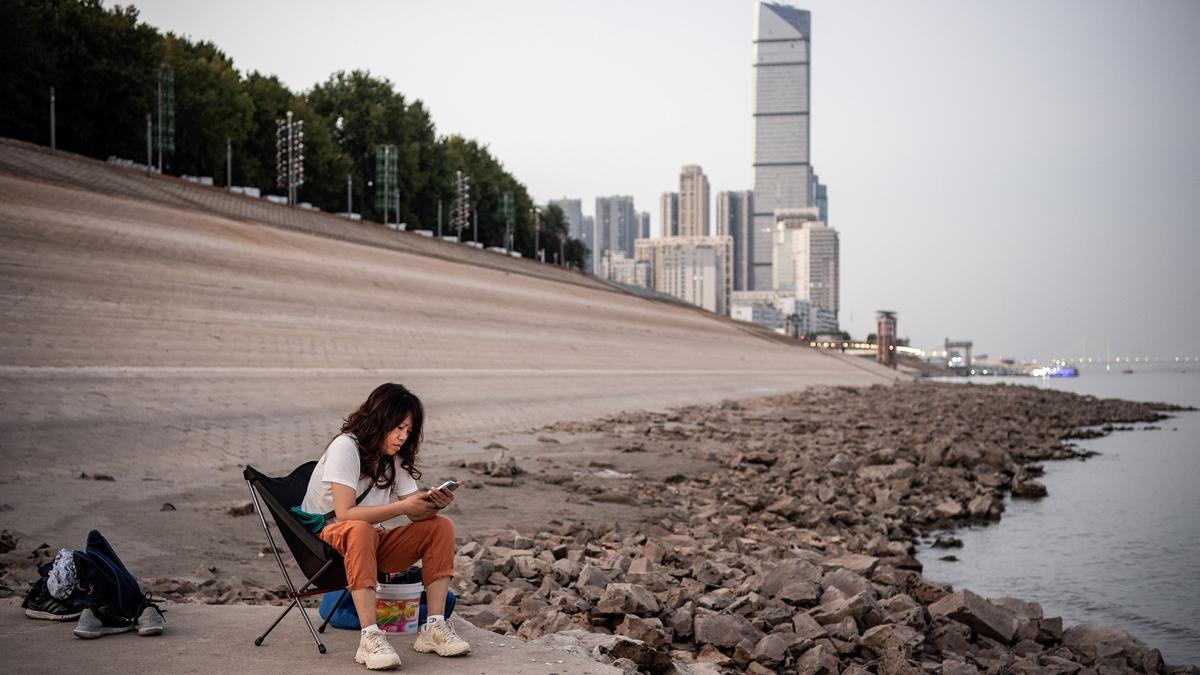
[451, 383, 1194, 673]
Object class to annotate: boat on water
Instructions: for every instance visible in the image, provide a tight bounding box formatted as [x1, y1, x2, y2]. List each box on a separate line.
[1122, 368, 1134, 374]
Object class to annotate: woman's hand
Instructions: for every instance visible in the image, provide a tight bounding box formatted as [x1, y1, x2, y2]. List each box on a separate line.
[428, 484, 456, 510]
[402, 490, 440, 521]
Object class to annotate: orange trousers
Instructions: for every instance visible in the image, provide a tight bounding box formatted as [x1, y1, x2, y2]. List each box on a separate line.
[318, 515, 456, 591]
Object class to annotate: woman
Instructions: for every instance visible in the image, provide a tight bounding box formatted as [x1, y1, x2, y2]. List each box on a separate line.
[300, 383, 469, 670]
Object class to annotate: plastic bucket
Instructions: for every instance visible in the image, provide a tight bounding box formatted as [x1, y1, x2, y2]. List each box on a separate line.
[375, 582, 423, 633]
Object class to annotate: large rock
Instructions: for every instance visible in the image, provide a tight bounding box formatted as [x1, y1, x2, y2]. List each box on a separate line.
[597, 582, 660, 615]
[810, 590, 879, 626]
[764, 496, 805, 519]
[794, 643, 840, 675]
[1011, 475, 1048, 498]
[792, 611, 827, 641]
[828, 452, 856, 474]
[821, 553, 880, 576]
[575, 563, 610, 602]
[750, 632, 792, 666]
[934, 500, 964, 519]
[760, 558, 823, 598]
[693, 613, 763, 649]
[821, 567, 873, 597]
[777, 580, 822, 605]
[515, 607, 578, 640]
[857, 460, 916, 482]
[616, 615, 670, 649]
[668, 601, 694, 639]
[928, 589, 1019, 644]
[860, 623, 924, 657]
[1062, 623, 1163, 671]
[967, 494, 1000, 519]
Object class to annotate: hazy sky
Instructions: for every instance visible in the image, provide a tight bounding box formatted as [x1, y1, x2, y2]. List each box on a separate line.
[132, 0, 1200, 361]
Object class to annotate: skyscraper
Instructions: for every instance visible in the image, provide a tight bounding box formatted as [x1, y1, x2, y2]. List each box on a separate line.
[550, 198, 584, 240]
[637, 211, 651, 240]
[582, 215, 595, 272]
[716, 190, 754, 291]
[660, 192, 679, 237]
[811, 173, 829, 223]
[678, 165, 710, 238]
[752, 2, 814, 290]
[594, 196, 637, 271]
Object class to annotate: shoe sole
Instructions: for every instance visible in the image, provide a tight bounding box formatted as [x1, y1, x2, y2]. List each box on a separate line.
[355, 648, 401, 670]
[138, 626, 164, 636]
[412, 639, 470, 656]
[25, 609, 83, 621]
[74, 625, 135, 639]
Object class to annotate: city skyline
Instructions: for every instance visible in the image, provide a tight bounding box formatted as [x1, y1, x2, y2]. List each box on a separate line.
[130, 0, 1200, 361]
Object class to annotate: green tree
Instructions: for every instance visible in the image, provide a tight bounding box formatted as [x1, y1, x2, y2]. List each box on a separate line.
[441, 135, 534, 251]
[307, 70, 441, 225]
[0, 0, 160, 159]
[162, 35, 252, 181]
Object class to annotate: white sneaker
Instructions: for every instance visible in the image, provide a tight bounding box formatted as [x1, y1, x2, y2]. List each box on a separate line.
[412, 618, 471, 656]
[356, 630, 402, 670]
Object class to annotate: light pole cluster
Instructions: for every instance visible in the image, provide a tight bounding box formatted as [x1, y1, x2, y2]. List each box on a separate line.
[155, 64, 175, 172]
[275, 111, 304, 205]
[449, 171, 471, 239]
[375, 144, 398, 225]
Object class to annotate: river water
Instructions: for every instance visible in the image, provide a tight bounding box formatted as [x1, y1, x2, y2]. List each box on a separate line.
[919, 366, 1200, 665]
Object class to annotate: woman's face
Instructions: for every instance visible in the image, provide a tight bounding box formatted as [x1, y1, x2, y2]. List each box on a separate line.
[381, 415, 413, 456]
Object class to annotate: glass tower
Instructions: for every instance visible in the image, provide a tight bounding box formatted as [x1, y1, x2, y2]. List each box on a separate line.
[752, 2, 812, 290]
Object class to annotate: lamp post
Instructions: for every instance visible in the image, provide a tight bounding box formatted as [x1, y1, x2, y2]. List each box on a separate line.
[49, 86, 56, 152]
[532, 206, 541, 261]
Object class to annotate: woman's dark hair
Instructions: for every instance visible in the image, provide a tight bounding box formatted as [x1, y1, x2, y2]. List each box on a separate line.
[339, 383, 424, 489]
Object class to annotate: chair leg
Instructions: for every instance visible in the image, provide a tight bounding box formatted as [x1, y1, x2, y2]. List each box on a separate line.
[297, 596, 327, 654]
[246, 480, 329, 653]
[319, 589, 349, 634]
[255, 599, 298, 646]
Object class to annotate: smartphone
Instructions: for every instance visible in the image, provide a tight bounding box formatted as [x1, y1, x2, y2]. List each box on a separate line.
[433, 480, 459, 492]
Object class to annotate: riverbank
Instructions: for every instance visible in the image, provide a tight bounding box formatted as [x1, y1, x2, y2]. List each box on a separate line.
[5, 382, 1194, 672]
[443, 382, 1195, 673]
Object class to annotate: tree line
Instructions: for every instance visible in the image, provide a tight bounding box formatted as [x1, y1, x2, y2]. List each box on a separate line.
[0, 0, 586, 267]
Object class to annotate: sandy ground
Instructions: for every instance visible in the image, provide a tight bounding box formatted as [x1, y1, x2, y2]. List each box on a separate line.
[0, 143, 899, 595]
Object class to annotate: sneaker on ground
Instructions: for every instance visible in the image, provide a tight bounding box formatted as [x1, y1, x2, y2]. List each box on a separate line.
[413, 618, 471, 657]
[356, 631, 402, 670]
[136, 594, 166, 636]
[73, 605, 136, 639]
[21, 577, 88, 622]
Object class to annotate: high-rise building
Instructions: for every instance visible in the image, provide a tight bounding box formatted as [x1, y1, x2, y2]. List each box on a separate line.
[660, 192, 679, 237]
[582, 215, 595, 272]
[635, 236, 734, 316]
[716, 190, 754, 291]
[594, 196, 637, 271]
[637, 211, 651, 240]
[811, 173, 829, 223]
[753, 2, 815, 290]
[773, 208, 838, 317]
[550, 198, 584, 240]
[678, 165, 710, 238]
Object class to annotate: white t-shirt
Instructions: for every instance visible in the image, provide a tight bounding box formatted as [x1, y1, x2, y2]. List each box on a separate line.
[300, 434, 419, 520]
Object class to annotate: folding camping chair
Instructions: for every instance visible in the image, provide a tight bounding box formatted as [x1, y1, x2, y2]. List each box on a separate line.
[244, 463, 352, 654]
